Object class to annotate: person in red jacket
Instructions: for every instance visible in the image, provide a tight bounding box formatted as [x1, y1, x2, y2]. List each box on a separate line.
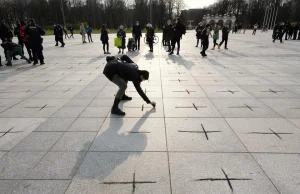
[20, 21, 33, 61]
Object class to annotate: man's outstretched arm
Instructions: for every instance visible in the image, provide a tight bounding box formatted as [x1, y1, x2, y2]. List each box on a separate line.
[133, 81, 156, 107]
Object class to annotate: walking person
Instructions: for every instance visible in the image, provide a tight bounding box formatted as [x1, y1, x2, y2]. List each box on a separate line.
[273, 23, 284, 43]
[252, 23, 258, 35]
[166, 20, 174, 52]
[243, 24, 247, 34]
[117, 25, 126, 54]
[54, 24, 65, 47]
[80, 23, 87, 43]
[1, 41, 31, 66]
[69, 25, 74, 38]
[132, 21, 142, 50]
[169, 17, 185, 55]
[86, 25, 93, 43]
[218, 24, 230, 50]
[101, 24, 110, 54]
[64, 26, 70, 39]
[14, 22, 24, 56]
[200, 24, 211, 57]
[20, 20, 33, 61]
[211, 23, 220, 50]
[146, 24, 154, 52]
[24, 19, 45, 65]
[195, 23, 203, 47]
[103, 55, 156, 116]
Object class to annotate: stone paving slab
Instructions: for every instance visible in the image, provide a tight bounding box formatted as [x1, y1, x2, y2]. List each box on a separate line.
[0, 31, 300, 193]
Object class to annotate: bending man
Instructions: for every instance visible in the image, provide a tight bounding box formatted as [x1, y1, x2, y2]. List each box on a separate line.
[103, 55, 156, 116]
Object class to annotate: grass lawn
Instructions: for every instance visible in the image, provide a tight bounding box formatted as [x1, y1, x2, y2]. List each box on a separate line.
[45, 29, 163, 35]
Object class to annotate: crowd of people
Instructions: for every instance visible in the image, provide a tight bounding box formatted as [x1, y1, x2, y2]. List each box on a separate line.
[0, 19, 45, 66]
[272, 22, 300, 43]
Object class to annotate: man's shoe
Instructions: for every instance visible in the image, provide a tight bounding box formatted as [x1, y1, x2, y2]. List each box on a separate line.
[177, 52, 179, 55]
[61, 43, 65, 47]
[55, 44, 58, 46]
[111, 107, 126, 116]
[33, 61, 38, 65]
[6, 62, 12, 66]
[40, 62, 45, 65]
[13, 57, 18, 60]
[107, 52, 111, 54]
[169, 52, 174, 55]
[27, 60, 31, 64]
[121, 95, 132, 101]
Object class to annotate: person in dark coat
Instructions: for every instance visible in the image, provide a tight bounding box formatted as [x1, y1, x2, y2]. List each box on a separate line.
[69, 25, 74, 38]
[165, 20, 174, 52]
[1, 41, 31, 66]
[170, 17, 185, 55]
[273, 23, 283, 43]
[0, 21, 17, 62]
[132, 21, 142, 50]
[289, 25, 294, 39]
[146, 24, 154, 52]
[200, 24, 211, 57]
[162, 18, 167, 46]
[195, 23, 203, 47]
[117, 25, 126, 54]
[218, 24, 230, 49]
[24, 19, 45, 65]
[283, 22, 290, 40]
[103, 55, 156, 116]
[298, 23, 300, 40]
[101, 24, 110, 54]
[54, 24, 65, 47]
[293, 23, 299, 40]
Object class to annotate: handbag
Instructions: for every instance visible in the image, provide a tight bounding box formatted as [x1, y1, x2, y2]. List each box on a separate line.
[114, 37, 122, 47]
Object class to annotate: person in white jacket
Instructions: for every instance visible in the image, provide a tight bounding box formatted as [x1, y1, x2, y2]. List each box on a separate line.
[80, 23, 87, 43]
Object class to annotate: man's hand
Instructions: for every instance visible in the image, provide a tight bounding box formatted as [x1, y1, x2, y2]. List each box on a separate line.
[151, 101, 156, 108]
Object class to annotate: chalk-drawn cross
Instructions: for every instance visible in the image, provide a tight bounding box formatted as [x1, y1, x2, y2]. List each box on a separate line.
[169, 79, 188, 82]
[217, 90, 239, 94]
[172, 89, 196, 94]
[261, 89, 284, 94]
[24, 104, 56, 111]
[175, 103, 206, 110]
[0, 127, 22, 138]
[229, 104, 257, 111]
[195, 168, 252, 192]
[102, 172, 156, 193]
[247, 128, 292, 139]
[178, 124, 221, 140]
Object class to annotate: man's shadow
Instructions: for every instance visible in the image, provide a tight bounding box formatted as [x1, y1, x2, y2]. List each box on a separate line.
[71, 108, 156, 183]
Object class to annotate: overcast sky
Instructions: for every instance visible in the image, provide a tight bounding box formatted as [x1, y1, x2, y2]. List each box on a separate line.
[184, 0, 217, 9]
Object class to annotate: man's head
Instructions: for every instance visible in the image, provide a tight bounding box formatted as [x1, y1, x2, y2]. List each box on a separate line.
[138, 70, 149, 81]
[206, 24, 210, 28]
[120, 25, 124, 30]
[29, 19, 35, 25]
[20, 20, 26, 26]
[176, 17, 181, 23]
[167, 20, 171, 25]
[136, 21, 139, 26]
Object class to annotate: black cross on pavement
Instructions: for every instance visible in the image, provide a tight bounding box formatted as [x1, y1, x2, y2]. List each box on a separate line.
[169, 79, 188, 82]
[175, 103, 207, 110]
[173, 89, 196, 94]
[178, 124, 221, 140]
[102, 172, 156, 193]
[0, 127, 22, 138]
[261, 89, 284, 94]
[129, 89, 155, 95]
[128, 131, 151, 134]
[25, 104, 56, 111]
[195, 168, 252, 192]
[247, 128, 292, 139]
[229, 104, 257, 111]
[168, 72, 186, 75]
[217, 90, 239, 94]
[125, 104, 152, 111]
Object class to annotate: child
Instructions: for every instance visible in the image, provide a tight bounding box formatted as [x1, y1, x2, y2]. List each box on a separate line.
[127, 38, 136, 51]
[1, 41, 31, 66]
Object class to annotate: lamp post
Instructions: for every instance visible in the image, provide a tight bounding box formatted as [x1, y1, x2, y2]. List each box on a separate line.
[149, 0, 153, 24]
[60, 0, 66, 26]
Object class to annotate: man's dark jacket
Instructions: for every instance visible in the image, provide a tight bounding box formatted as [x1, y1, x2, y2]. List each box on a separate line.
[103, 59, 151, 104]
[132, 25, 142, 37]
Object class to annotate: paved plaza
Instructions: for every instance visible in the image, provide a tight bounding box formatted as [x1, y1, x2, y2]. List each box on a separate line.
[0, 31, 300, 194]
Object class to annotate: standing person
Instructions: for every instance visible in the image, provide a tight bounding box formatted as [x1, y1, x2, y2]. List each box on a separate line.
[14, 22, 24, 55]
[146, 24, 154, 52]
[132, 21, 142, 50]
[283, 22, 290, 40]
[243, 24, 247, 34]
[64, 26, 69, 39]
[100, 24, 110, 54]
[200, 24, 211, 57]
[162, 18, 167, 46]
[166, 20, 174, 52]
[69, 25, 74, 38]
[252, 23, 258, 35]
[169, 17, 185, 55]
[20, 20, 33, 61]
[1, 41, 31, 66]
[273, 23, 284, 43]
[103, 55, 156, 116]
[80, 23, 87, 43]
[289, 25, 294, 40]
[218, 24, 230, 50]
[86, 25, 93, 43]
[54, 24, 65, 47]
[211, 23, 220, 50]
[117, 25, 126, 54]
[24, 19, 45, 65]
[297, 23, 300, 40]
[195, 23, 203, 47]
